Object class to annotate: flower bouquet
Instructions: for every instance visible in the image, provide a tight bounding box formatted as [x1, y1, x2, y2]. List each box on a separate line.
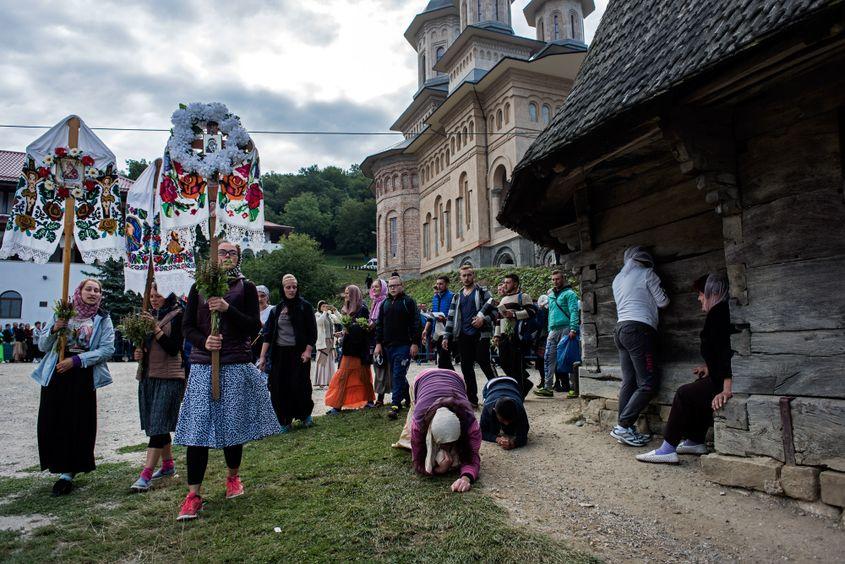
[194, 258, 229, 400]
[120, 312, 157, 377]
[52, 299, 75, 356]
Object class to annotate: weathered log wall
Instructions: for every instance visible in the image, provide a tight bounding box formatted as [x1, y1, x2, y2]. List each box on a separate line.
[712, 58, 845, 465]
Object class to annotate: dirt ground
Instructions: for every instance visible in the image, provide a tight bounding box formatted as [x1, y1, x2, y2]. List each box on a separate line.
[2, 361, 842, 561]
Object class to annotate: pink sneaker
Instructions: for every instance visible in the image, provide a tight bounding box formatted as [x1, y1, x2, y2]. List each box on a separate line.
[226, 476, 244, 499]
[176, 492, 203, 521]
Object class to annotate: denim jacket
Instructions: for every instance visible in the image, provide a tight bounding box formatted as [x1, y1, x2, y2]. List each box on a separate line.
[32, 312, 115, 390]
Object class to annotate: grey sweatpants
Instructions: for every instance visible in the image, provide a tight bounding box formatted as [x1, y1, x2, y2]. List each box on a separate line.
[614, 321, 659, 428]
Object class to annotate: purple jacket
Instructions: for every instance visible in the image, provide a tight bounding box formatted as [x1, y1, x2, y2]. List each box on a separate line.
[411, 369, 481, 482]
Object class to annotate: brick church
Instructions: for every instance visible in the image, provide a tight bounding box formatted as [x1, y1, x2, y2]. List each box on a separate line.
[362, 0, 593, 278]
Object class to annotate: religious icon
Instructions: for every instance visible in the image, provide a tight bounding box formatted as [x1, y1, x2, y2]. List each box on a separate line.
[202, 134, 222, 155]
[57, 158, 82, 186]
[166, 231, 184, 254]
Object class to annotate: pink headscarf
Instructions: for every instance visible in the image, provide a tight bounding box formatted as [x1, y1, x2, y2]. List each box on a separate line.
[368, 279, 387, 323]
[72, 279, 103, 320]
[342, 285, 363, 316]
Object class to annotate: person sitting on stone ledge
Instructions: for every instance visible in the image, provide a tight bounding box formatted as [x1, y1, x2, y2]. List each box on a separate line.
[480, 376, 529, 450]
[636, 273, 733, 464]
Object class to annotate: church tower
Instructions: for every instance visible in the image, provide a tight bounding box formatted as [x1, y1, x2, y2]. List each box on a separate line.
[523, 0, 594, 43]
[458, 0, 515, 33]
[406, 1, 461, 89]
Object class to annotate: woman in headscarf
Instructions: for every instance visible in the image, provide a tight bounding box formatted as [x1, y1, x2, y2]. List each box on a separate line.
[33, 278, 115, 496]
[252, 285, 272, 362]
[610, 246, 670, 447]
[405, 368, 481, 493]
[368, 278, 390, 406]
[175, 241, 280, 521]
[313, 300, 340, 388]
[636, 273, 733, 464]
[257, 273, 317, 432]
[325, 285, 375, 413]
[129, 283, 185, 492]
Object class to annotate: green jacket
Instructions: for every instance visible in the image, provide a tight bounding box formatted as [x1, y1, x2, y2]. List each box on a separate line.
[548, 287, 580, 332]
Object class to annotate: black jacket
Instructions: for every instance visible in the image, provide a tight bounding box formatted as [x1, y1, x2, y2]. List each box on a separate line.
[700, 300, 733, 388]
[480, 377, 529, 447]
[375, 293, 421, 347]
[262, 296, 318, 353]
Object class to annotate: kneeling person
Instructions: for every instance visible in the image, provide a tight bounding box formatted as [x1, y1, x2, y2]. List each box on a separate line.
[480, 377, 529, 450]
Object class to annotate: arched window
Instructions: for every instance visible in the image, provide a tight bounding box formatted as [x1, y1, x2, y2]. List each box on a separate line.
[462, 126, 468, 144]
[553, 14, 560, 40]
[494, 0, 499, 20]
[488, 117, 494, 132]
[476, 0, 482, 22]
[435, 158, 440, 175]
[461, 1, 467, 27]
[401, 173, 409, 190]
[491, 164, 508, 230]
[538, 19, 545, 41]
[504, 103, 510, 124]
[529, 102, 538, 122]
[570, 11, 581, 40]
[392, 174, 399, 191]
[388, 215, 398, 259]
[444, 200, 452, 251]
[423, 213, 432, 259]
[468, 120, 474, 140]
[542, 104, 551, 125]
[436, 46, 445, 61]
[0, 290, 22, 319]
[496, 109, 503, 130]
[450, 137, 456, 154]
[445, 149, 450, 166]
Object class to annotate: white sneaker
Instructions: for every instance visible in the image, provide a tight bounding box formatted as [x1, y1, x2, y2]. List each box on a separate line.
[635, 449, 679, 464]
[676, 441, 708, 455]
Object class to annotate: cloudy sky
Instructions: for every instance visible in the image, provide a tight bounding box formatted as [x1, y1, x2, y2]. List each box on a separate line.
[0, 0, 606, 174]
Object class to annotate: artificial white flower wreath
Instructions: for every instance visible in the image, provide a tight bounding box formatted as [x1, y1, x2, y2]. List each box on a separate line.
[166, 102, 253, 178]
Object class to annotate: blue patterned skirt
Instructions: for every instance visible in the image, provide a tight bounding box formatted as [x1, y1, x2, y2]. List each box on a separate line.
[175, 363, 281, 448]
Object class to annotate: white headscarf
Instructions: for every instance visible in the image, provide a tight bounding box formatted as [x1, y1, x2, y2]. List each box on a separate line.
[425, 407, 461, 474]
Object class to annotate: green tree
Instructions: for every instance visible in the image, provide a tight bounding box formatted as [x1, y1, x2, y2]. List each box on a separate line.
[334, 199, 376, 255]
[123, 159, 150, 181]
[241, 234, 338, 305]
[280, 193, 333, 241]
[82, 258, 142, 324]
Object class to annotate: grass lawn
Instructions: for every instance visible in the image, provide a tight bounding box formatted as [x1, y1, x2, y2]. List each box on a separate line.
[0, 411, 595, 562]
[324, 253, 374, 293]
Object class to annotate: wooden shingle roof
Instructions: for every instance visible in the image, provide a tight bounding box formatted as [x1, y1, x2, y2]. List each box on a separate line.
[515, 0, 839, 172]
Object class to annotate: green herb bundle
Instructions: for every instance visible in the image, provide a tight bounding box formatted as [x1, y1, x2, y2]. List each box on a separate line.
[120, 313, 156, 347]
[51, 299, 76, 353]
[194, 258, 229, 337]
[340, 314, 370, 332]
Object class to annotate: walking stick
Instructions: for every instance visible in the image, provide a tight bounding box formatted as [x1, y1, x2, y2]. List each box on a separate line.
[137, 159, 162, 379]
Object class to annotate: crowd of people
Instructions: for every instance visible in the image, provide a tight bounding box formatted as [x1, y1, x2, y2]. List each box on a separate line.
[25, 243, 733, 520]
[2, 321, 48, 363]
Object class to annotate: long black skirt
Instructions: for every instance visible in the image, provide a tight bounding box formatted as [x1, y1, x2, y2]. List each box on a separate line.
[38, 366, 97, 474]
[268, 346, 313, 426]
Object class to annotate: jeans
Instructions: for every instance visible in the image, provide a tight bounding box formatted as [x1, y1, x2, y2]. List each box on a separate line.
[614, 321, 659, 427]
[387, 344, 412, 408]
[457, 333, 495, 405]
[543, 328, 566, 390]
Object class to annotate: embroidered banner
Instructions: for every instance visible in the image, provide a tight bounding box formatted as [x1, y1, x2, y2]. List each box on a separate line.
[0, 115, 124, 264]
[125, 161, 195, 298]
[158, 103, 264, 252]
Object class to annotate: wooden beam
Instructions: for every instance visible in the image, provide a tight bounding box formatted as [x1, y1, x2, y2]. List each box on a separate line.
[58, 117, 80, 362]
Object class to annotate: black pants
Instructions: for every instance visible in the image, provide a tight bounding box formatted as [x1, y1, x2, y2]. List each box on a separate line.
[269, 346, 314, 426]
[456, 333, 495, 405]
[615, 321, 659, 427]
[186, 445, 243, 485]
[498, 335, 531, 397]
[664, 378, 718, 446]
[433, 338, 454, 370]
[148, 434, 171, 449]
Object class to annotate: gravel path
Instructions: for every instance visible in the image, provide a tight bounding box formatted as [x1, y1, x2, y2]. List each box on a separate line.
[2, 361, 842, 561]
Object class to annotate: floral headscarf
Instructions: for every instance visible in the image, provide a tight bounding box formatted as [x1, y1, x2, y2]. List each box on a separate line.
[71, 279, 102, 320]
[368, 279, 387, 323]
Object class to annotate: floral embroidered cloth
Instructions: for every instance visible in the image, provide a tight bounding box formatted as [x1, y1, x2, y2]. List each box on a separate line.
[0, 115, 124, 264]
[124, 161, 195, 298]
[158, 103, 265, 252]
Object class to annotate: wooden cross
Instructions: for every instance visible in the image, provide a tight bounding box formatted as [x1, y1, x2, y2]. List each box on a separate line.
[57, 118, 80, 362]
